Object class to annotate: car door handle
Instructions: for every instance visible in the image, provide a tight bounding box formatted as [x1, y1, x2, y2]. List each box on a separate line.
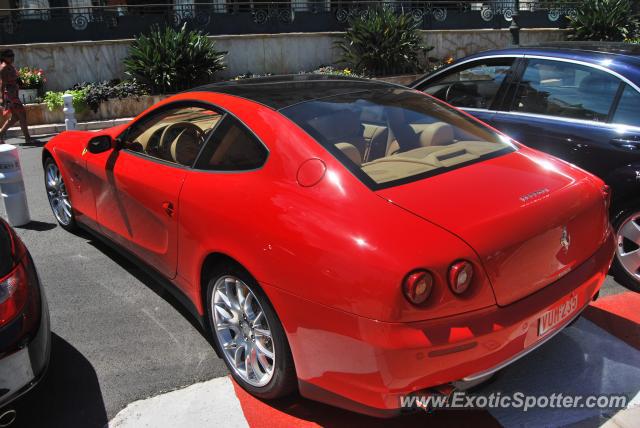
[610, 137, 640, 151]
[162, 201, 175, 217]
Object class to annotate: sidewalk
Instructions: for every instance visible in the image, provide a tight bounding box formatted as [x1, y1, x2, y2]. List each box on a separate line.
[6, 118, 132, 138]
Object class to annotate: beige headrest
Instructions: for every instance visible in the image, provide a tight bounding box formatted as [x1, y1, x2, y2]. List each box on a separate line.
[171, 128, 201, 166]
[416, 123, 455, 147]
[336, 142, 362, 165]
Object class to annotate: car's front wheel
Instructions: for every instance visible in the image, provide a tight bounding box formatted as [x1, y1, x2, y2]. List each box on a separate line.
[44, 157, 76, 231]
[612, 207, 640, 292]
[206, 263, 297, 399]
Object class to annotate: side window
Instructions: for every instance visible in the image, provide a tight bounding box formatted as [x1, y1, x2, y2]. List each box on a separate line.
[420, 58, 514, 109]
[511, 59, 621, 122]
[194, 116, 268, 171]
[122, 106, 223, 166]
[612, 84, 640, 128]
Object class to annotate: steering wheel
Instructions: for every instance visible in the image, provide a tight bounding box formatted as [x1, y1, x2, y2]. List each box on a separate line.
[445, 82, 474, 106]
[159, 122, 205, 160]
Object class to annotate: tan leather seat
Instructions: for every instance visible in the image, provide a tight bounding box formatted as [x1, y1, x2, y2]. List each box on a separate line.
[171, 128, 202, 166]
[336, 142, 362, 165]
[411, 122, 455, 147]
[308, 110, 366, 157]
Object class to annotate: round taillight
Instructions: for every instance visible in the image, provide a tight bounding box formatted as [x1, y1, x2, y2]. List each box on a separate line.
[448, 261, 474, 295]
[403, 270, 434, 305]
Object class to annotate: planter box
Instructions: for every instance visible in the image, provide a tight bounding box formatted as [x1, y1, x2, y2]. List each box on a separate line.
[18, 89, 38, 104]
[24, 94, 168, 127]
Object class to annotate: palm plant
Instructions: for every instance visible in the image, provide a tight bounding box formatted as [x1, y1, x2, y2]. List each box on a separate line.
[569, 0, 639, 41]
[124, 24, 226, 94]
[336, 7, 431, 76]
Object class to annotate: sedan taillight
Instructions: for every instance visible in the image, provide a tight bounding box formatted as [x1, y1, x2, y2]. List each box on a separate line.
[403, 270, 434, 305]
[0, 221, 29, 326]
[0, 260, 29, 326]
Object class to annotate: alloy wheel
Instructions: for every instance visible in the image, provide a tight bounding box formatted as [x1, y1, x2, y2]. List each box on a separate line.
[212, 276, 275, 387]
[45, 162, 73, 226]
[616, 211, 640, 281]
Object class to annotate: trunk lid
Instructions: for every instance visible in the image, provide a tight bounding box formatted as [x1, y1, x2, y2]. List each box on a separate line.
[378, 149, 608, 306]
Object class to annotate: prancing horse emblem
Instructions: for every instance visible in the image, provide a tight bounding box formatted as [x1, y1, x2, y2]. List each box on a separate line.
[560, 226, 570, 252]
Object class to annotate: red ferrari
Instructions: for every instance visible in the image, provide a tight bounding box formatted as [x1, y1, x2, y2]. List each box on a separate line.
[43, 75, 615, 416]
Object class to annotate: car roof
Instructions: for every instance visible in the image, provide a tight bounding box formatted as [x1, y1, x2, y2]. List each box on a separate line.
[467, 43, 640, 66]
[193, 74, 403, 110]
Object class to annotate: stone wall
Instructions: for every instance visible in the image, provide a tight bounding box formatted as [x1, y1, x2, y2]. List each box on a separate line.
[25, 95, 167, 126]
[3, 28, 567, 91]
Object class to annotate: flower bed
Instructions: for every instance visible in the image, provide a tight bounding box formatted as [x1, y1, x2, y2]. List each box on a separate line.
[24, 94, 167, 127]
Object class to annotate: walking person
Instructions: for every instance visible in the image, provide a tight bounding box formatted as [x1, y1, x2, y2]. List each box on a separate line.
[0, 49, 35, 144]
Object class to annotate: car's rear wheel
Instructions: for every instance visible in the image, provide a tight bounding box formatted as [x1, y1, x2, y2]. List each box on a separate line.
[206, 263, 297, 399]
[612, 207, 640, 292]
[44, 157, 76, 231]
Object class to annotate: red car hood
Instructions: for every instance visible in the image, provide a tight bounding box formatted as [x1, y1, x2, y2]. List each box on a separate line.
[377, 149, 609, 306]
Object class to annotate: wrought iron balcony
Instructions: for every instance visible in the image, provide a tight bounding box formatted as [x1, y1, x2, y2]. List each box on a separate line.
[0, 1, 580, 44]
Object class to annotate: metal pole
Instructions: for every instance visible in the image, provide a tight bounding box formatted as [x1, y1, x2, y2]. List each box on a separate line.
[509, 0, 521, 46]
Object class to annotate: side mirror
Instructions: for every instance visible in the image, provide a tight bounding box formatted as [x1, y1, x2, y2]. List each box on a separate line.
[87, 135, 114, 154]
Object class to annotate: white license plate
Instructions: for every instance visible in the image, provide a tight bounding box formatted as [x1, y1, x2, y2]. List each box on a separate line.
[538, 294, 579, 336]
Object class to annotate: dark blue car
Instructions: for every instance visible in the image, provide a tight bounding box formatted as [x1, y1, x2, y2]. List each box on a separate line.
[412, 43, 640, 291]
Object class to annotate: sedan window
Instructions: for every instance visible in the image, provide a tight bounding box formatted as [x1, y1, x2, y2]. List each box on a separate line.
[612, 84, 640, 128]
[420, 58, 514, 109]
[512, 59, 621, 122]
[122, 106, 223, 167]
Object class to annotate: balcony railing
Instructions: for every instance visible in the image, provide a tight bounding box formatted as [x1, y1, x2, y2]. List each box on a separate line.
[0, 1, 580, 44]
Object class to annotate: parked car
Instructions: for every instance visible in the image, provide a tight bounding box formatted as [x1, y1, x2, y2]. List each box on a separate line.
[411, 43, 640, 291]
[0, 217, 50, 412]
[43, 75, 615, 417]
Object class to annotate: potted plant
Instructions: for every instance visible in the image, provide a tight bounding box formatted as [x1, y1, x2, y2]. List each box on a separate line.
[17, 67, 46, 104]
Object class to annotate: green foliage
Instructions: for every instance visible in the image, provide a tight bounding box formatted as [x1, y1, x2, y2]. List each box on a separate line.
[43, 89, 87, 113]
[124, 23, 226, 94]
[569, 0, 639, 41]
[73, 79, 149, 112]
[335, 7, 431, 76]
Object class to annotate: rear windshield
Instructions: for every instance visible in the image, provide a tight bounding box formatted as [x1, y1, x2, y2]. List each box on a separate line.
[280, 88, 515, 189]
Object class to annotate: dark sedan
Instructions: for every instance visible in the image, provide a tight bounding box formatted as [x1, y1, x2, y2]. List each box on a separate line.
[412, 42, 640, 292]
[0, 217, 50, 416]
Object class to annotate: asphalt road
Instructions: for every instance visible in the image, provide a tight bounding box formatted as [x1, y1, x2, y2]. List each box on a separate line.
[0, 136, 630, 427]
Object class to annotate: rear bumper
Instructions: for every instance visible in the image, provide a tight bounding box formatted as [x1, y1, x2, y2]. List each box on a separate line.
[265, 229, 616, 417]
[0, 265, 51, 409]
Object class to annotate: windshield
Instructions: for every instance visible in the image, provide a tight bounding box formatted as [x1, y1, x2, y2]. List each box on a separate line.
[280, 88, 515, 189]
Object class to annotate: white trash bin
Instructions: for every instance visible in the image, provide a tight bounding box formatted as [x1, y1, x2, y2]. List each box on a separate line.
[0, 144, 31, 227]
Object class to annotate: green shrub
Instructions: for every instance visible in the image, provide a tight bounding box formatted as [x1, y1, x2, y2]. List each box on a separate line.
[569, 0, 639, 41]
[336, 7, 431, 76]
[73, 79, 149, 112]
[43, 89, 87, 113]
[124, 23, 226, 94]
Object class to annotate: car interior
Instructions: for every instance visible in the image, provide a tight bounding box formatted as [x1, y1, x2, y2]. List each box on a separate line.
[300, 102, 508, 184]
[125, 107, 222, 166]
[421, 63, 512, 109]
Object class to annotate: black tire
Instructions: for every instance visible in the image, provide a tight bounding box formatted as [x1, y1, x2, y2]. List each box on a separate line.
[205, 262, 297, 399]
[43, 157, 77, 232]
[611, 206, 640, 292]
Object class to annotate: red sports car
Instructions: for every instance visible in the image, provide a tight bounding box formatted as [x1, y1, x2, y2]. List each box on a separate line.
[43, 75, 615, 416]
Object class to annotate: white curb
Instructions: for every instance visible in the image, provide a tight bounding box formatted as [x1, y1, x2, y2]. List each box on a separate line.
[108, 377, 248, 428]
